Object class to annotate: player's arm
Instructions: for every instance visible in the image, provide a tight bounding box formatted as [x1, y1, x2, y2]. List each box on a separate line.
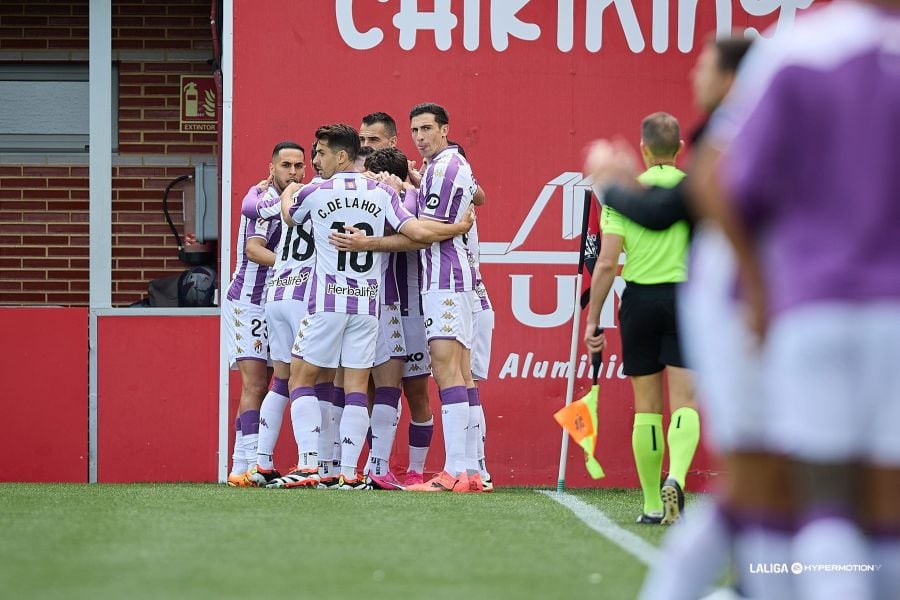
[330, 229, 425, 252]
[245, 235, 275, 267]
[397, 208, 474, 244]
[472, 185, 486, 206]
[280, 181, 303, 226]
[603, 182, 692, 229]
[584, 231, 623, 355]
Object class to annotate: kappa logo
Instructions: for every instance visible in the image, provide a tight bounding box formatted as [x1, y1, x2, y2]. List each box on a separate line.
[236, 346, 245, 354]
[234, 319, 243, 328]
[297, 331, 305, 339]
[442, 298, 456, 307]
[233, 306, 243, 315]
[301, 319, 309, 327]
[393, 344, 404, 353]
[441, 325, 454, 333]
[235, 333, 243, 340]
[260, 418, 269, 428]
[312, 426, 321, 433]
[409, 364, 422, 372]
[253, 339, 263, 352]
[293, 342, 301, 352]
[341, 437, 355, 446]
[441, 311, 454, 320]
[389, 317, 400, 325]
[390, 330, 402, 339]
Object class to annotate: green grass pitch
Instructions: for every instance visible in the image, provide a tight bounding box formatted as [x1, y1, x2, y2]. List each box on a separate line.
[0, 484, 700, 599]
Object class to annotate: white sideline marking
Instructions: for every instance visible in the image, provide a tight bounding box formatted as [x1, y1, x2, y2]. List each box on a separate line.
[536, 490, 661, 566]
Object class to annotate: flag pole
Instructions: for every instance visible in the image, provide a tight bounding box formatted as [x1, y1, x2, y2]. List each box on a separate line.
[556, 189, 594, 492]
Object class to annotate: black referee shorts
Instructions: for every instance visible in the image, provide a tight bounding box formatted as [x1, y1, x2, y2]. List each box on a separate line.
[619, 282, 685, 376]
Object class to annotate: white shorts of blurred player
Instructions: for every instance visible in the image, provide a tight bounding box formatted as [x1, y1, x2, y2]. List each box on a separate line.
[765, 301, 900, 466]
[470, 308, 495, 381]
[423, 291, 474, 349]
[401, 315, 431, 378]
[222, 297, 271, 369]
[374, 302, 406, 366]
[264, 298, 308, 364]
[292, 311, 378, 369]
[679, 226, 766, 454]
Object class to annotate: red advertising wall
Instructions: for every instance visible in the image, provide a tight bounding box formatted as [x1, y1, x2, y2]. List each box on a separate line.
[0, 308, 88, 482]
[98, 315, 218, 482]
[229, 2, 819, 488]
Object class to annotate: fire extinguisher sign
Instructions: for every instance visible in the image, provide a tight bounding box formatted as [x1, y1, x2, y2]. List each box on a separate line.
[180, 75, 217, 132]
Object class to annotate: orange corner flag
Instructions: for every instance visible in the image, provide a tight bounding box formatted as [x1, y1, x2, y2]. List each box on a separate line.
[554, 386, 605, 479]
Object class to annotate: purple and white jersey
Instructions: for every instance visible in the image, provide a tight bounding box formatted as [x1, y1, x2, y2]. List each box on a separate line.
[288, 171, 413, 316]
[226, 185, 281, 305]
[240, 182, 319, 304]
[418, 145, 478, 294]
[466, 219, 492, 312]
[709, 2, 900, 317]
[396, 188, 423, 316]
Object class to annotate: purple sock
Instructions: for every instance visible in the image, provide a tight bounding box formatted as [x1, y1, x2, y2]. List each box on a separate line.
[271, 377, 289, 396]
[439, 385, 469, 405]
[239, 410, 260, 436]
[374, 386, 401, 409]
[314, 382, 335, 403]
[344, 392, 368, 407]
[290, 386, 315, 402]
[333, 387, 346, 409]
[467, 387, 481, 406]
[409, 421, 434, 448]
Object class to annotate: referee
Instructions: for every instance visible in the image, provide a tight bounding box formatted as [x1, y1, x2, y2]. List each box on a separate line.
[584, 112, 699, 526]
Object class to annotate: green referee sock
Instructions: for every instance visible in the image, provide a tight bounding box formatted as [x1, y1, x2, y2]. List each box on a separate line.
[666, 406, 700, 489]
[633, 412, 664, 515]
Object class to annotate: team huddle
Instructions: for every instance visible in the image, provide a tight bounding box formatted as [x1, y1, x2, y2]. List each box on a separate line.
[223, 104, 495, 492]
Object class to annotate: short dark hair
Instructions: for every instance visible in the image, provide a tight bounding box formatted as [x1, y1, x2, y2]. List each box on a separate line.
[357, 145, 374, 159]
[364, 147, 409, 181]
[409, 102, 449, 126]
[272, 141, 304, 159]
[641, 112, 681, 158]
[314, 123, 360, 161]
[712, 36, 753, 74]
[361, 112, 397, 137]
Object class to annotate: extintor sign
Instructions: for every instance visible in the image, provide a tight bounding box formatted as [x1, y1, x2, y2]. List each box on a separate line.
[180, 75, 217, 132]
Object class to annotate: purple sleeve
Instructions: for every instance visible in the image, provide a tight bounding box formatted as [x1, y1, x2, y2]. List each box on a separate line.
[288, 184, 315, 222]
[387, 189, 413, 231]
[241, 186, 282, 220]
[720, 70, 796, 234]
[402, 188, 419, 215]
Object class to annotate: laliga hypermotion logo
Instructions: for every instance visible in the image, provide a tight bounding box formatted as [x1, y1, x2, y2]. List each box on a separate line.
[480, 172, 624, 330]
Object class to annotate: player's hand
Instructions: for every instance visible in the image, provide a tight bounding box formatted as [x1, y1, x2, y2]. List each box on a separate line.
[459, 206, 476, 232]
[379, 173, 404, 193]
[407, 160, 422, 187]
[256, 175, 273, 192]
[283, 181, 302, 196]
[584, 139, 640, 192]
[584, 323, 606, 354]
[328, 224, 368, 251]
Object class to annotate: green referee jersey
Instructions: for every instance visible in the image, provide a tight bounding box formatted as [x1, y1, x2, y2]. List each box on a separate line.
[600, 164, 689, 284]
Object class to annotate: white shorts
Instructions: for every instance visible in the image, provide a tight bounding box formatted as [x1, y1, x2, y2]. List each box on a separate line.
[375, 303, 406, 366]
[470, 308, 495, 380]
[292, 311, 378, 369]
[765, 302, 900, 466]
[401, 314, 431, 378]
[222, 297, 269, 368]
[423, 291, 473, 349]
[264, 298, 308, 364]
[679, 226, 766, 454]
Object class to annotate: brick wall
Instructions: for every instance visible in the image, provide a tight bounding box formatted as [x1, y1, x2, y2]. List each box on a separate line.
[0, 0, 218, 307]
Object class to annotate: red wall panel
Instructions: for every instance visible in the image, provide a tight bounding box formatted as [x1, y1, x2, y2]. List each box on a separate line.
[98, 315, 218, 482]
[0, 307, 88, 482]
